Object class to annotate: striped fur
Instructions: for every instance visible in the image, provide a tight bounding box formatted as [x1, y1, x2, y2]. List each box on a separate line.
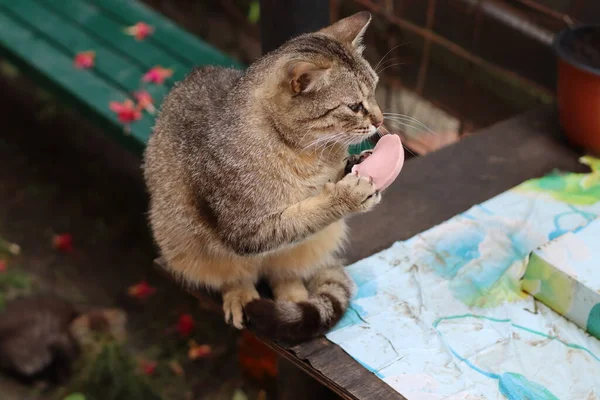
[143, 12, 382, 334]
[245, 265, 354, 343]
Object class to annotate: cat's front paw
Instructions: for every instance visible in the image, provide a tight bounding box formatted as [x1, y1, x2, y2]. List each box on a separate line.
[222, 285, 260, 329]
[343, 150, 373, 176]
[328, 172, 381, 214]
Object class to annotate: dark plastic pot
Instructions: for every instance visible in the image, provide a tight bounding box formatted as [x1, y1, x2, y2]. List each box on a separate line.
[554, 25, 600, 155]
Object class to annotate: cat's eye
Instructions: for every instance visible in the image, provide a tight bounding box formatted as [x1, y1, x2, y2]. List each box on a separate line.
[348, 102, 365, 113]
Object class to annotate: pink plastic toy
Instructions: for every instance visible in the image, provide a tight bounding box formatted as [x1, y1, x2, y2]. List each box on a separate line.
[352, 134, 404, 191]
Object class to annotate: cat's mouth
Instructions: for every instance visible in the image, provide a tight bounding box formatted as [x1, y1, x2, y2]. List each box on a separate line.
[348, 131, 382, 147]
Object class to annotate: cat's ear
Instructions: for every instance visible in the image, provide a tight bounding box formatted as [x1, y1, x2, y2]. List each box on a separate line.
[320, 11, 371, 53]
[287, 61, 331, 95]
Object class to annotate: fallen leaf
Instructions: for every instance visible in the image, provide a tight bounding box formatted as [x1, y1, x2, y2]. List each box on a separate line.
[63, 393, 86, 400]
[0, 61, 21, 79]
[133, 90, 155, 114]
[124, 22, 154, 41]
[0, 237, 20, 256]
[109, 99, 142, 124]
[142, 66, 173, 84]
[53, 234, 74, 253]
[168, 360, 184, 377]
[127, 281, 157, 300]
[177, 314, 195, 338]
[188, 341, 212, 360]
[0, 261, 6, 273]
[139, 359, 157, 376]
[232, 389, 248, 400]
[238, 331, 277, 381]
[73, 51, 95, 69]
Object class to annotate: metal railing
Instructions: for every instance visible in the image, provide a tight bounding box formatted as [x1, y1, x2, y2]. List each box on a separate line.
[336, 0, 594, 136]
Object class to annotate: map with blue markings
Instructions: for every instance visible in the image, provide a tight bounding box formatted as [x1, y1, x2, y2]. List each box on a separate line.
[327, 157, 600, 399]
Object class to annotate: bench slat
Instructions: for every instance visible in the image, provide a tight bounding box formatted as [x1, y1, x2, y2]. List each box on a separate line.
[0, 9, 152, 150]
[37, 0, 190, 83]
[2, 0, 170, 108]
[89, 0, 244, 69]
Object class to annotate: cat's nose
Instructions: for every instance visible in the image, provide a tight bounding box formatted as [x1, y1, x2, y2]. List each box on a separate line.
[373, 119, 383, 128]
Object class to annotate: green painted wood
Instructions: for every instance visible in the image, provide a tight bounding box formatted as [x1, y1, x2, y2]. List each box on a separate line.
[2, 0, 169, 107]
[37, 0, 190, 83]
[0, 0, 247, 157]
[89, 0, 244, 69]
[0, 9, 153, 150]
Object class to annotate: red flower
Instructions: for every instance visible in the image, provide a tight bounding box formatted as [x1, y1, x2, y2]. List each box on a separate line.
[73, 51, 95, 69]
[0, 260, 6, 273]
[127, 281, 157, 299]
[139, 359, 157, 376]
[133, 90, 155, 114]
[177, 314, 195, 337]
[125, 22, 154, 41]
[142, 66, 173, 84]
[109, 99, 142, 124]
[188, 341, 212, 360]
[53, 234, 74, 253]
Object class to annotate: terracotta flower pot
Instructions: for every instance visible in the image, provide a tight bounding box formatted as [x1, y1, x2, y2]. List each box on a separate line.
[554, 25, 600, 155]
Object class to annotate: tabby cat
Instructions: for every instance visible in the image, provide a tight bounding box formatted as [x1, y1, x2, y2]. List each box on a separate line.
[143, 12, 384, 342]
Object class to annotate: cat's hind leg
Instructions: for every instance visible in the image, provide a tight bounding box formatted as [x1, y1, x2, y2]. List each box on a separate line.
[161, 249, 260, 329]
[270, 278, 309, 303]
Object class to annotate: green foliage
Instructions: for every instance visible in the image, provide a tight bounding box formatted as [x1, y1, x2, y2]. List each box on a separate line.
[0, 60, 21, 79]
[247, 0, 260, 24]
[62, 340, 161, 400]
[63, 393, 86, 400]
[0, 269, 36, 310]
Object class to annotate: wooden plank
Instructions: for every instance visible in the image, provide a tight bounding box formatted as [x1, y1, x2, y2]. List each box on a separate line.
[37, 0, 190, 83]
[89, 0, 244, 69]
[2, 0, 169, 106]
[0, 10, 152, 150]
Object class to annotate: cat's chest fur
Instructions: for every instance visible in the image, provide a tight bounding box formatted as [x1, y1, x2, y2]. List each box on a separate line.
[278, 152, 343, 200]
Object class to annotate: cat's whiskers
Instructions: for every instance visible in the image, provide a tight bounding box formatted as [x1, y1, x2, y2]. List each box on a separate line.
[373, 43, 407, 72]
[307, 131, 347, 156]
[298, 122, 319, 147]
[385, 119, 430, 133]
[316, 132, 348, 160]
[303, 132, 336, 151]
[384, 116, 435, 136]
[381, 125, 418, 158]
[383, 113, 433, 133]
[307, 132, 342, 150]
[385, 119, 435, 137]
[376, 62, 406, 75]
[375, 58, 406, 74]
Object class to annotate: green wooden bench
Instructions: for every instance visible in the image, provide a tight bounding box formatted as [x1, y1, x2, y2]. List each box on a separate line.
[0, 0, 373, 155]
[0, 0, 243, 154]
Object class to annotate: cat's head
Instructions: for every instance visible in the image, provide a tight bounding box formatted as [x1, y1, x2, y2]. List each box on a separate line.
[261, 12, 383, 148]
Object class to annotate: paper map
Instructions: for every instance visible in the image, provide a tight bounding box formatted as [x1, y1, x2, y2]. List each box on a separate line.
[327, 157, 600, 400]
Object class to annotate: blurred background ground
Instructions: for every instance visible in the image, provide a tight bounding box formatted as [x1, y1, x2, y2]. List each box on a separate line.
[1, 0, 597, 399]
[0, 63, 275, 399]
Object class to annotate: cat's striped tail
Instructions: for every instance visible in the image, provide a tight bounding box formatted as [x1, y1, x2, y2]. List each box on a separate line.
[244, 266, 354, 343]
